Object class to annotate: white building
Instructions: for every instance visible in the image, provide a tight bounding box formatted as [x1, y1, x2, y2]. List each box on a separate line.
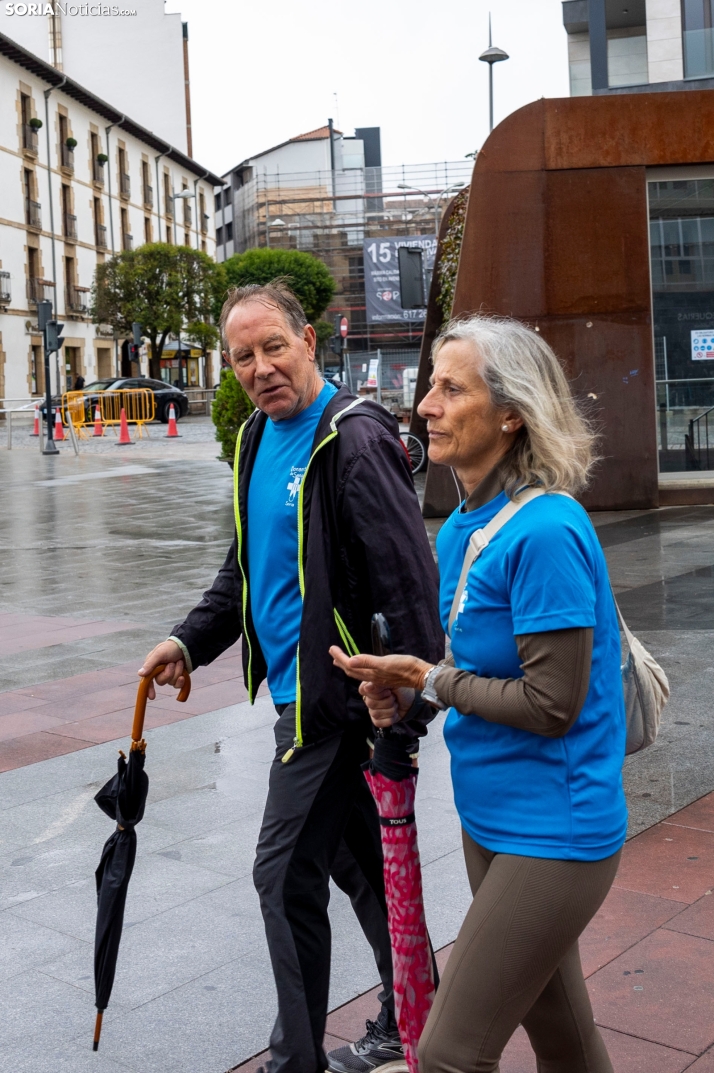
[563, 0, 714, 95]
[0, 0, 191, 154]
[0, 31, 221, 401]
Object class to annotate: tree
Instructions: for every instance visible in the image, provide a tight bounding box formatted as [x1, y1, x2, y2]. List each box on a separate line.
[212, 366, 255, 462]
[91, 243, 219, 379]
[218, 248, 335, 326]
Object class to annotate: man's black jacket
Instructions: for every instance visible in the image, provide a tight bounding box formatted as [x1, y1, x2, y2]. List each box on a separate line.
[172, 384, 444, 750]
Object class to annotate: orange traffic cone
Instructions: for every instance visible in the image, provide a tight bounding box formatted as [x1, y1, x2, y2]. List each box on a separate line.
[93, 405, 104, 437]
[31, 403, 40, 436]
[166, 404, 180, 437]
[116, 407, 133, 445]
[54, 408, 65, 442]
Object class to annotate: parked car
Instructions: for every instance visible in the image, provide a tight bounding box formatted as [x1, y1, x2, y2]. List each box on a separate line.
[40, 378, 189, 424]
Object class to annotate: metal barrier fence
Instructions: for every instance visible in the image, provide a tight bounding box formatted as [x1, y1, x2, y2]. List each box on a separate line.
[184, 387, 218, 415]
[62, 389, 155, 436]
[339, 349, 421, 416]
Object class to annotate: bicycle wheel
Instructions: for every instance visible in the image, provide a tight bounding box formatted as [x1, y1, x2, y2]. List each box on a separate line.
[400, 433, 427, 474]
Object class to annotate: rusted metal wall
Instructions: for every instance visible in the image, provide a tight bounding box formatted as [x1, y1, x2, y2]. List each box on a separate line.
[416, 90, 714, 513]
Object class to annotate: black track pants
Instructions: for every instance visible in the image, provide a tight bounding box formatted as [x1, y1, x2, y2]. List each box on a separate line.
[253, 705, 394, 1073]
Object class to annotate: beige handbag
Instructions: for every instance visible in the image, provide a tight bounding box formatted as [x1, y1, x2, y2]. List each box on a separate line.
[447, 488, 669, 756]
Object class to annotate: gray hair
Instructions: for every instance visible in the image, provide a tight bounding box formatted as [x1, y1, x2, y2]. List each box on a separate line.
[432, 314, 597, 498]
[219, 278, 308, 354]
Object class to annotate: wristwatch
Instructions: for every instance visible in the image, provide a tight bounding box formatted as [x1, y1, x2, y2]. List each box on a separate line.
[421, 665, 446, 710]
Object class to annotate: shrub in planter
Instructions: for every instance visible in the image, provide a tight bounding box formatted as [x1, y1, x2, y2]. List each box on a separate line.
[212, 366, 254, 463]
[96, 153, 108, 164]
[65, 137, 77, 149]
[29, 117, 43, 130]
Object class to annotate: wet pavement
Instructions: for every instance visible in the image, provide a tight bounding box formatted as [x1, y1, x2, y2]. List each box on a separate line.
[1, 444, 714, 1072]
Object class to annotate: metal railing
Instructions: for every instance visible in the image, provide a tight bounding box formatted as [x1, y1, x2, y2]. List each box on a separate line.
[95, 223, 107, 248]
[185, 386, 218, 414]
[122, 231, 133, 251]
[143, 183, 153, 207]
[25, 198, 41, 228]
[22, 124, 38, 152]
[120, 172, 131, 197]
[183, 202, 192, 227]
[26, 277, 53, 303]
[201, 212, 210, 234]
[67, 285, 89, 313]
[63, 212, 77, 240]
[165, 199, 174, 218]
[685, 406, 714, 471]
[93, 160, 105, 183]
[60, 144, 74, 170]
[0, 271, 11, 304]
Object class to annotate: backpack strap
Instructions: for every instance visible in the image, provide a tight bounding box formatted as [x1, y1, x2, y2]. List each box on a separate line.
[447, 487, 545, 636]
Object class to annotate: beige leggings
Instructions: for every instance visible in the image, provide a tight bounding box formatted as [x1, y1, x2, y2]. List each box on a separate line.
[418, 831, 621, 1073]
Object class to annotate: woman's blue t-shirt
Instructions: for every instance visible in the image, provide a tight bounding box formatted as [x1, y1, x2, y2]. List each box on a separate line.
[437, 491, 627, 861]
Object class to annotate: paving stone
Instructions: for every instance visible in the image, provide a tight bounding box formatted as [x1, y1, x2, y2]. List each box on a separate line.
[579, 886, 686, 976]
[587, 927, 714, 1054]
[663, 891, 714, 942]
[613, 821, 714, 904]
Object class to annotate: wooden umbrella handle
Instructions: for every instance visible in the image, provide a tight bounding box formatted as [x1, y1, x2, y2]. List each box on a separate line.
[132, 663, 192, 742]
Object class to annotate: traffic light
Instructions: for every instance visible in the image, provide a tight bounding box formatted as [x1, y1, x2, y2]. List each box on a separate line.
[329, 335, 342, 356]
[130, 321, 143, 362]
[45, 320, 65, 353]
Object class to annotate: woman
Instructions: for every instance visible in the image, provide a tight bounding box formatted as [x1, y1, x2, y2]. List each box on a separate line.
[330, 314, 627, 1073]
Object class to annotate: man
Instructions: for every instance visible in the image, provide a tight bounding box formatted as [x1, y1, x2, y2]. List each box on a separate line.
[140, 281, 443, 1073]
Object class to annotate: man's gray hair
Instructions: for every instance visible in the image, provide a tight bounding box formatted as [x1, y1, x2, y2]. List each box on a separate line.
[219, 278, 308, 353]
[432, 314, 598, 498]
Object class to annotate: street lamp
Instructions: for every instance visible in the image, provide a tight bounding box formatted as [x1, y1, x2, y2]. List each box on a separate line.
[397, 182, 465, 235]
[167, 190, 196, 389]
[479, 13, 509, 132]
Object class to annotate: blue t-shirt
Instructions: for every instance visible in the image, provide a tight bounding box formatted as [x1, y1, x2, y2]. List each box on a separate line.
[437, 491, 627, 861]
[247, 381, 337, 703]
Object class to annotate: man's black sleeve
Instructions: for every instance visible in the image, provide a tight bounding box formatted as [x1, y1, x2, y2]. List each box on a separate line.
[339, 429, 445, 666]
[170, 533, 243, 668]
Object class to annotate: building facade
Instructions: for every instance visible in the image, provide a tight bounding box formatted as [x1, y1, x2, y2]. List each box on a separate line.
[0, 0, 191, 153]
[216, 124, 471, 353]
[0, 32, 220, 402]
[564, 0, 714, 95]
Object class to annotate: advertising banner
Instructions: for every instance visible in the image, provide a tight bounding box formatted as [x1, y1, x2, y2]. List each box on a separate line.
[363, 235, 437, 324]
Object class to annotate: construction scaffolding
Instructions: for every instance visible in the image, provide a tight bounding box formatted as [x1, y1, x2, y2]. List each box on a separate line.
[230, 160, 473, 351]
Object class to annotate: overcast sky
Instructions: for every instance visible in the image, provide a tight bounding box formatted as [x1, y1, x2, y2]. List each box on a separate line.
[166, 0, 571, 177]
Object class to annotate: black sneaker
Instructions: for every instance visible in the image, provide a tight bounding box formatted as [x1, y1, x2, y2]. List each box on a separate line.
[326, 1017, 406, 1073]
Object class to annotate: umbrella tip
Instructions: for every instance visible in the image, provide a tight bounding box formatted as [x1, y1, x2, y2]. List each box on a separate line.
[93, 1009, 104, 1050]
[93, 1041, 99, 1052]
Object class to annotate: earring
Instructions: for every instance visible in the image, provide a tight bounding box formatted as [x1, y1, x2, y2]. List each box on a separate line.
[501, 424, 509, 432]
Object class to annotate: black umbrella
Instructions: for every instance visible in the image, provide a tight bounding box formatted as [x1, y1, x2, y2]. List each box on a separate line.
[91, 664, 191, 1050]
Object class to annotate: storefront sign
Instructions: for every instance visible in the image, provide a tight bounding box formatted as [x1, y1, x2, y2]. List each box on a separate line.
[363, 235, 437, 324]
[691, 329, 714, 360]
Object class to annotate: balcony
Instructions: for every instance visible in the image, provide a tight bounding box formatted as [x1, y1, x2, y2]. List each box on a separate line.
[122, 232, 133, 251]
[143, 183, 153, 207]
[67, 285, 89, 314]
[0, 270, 10, 304]
[93, 160, 105, 184]
[27, 277, 54, 304]
[183, 203, 192, 227]
[63, 213, 77, 241]
[22, 124, 38, 154]
[165, 199, 174, 218]
[60, 144, 74, 171]
[201, 212, 210, 234]
[25, 198, 41, 229]
[119, 172, 131, 198]
[95, 223, 107, 249]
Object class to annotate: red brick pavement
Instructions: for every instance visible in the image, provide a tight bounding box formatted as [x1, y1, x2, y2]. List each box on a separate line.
[230, 793, 714, 1073]
[0, 612, 251, 772]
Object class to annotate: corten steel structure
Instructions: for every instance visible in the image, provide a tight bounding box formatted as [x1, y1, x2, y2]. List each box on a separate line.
[415, 90, 714, 515]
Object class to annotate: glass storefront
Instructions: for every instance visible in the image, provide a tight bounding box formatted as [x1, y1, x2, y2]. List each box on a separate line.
[649, 175, 714, 472]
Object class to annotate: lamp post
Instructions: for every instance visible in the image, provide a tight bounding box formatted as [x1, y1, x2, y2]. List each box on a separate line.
[167, 190, 196, 389]
[479, 13, 509, 132]
[396, 182, 465, 236]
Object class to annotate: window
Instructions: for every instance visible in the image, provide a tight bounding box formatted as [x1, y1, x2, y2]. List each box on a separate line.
[166, 224, 172, 244]
[224, 220, 233, 243]
[93, 197, 106, 248]
[683, 0, 714, 77]
[91, 131, 103, 183]
[62, 184, 76, 240]
[21, 92, 36, 151]
[24, 168, 40, 228]
[214, 190, 222, 212]
[164, 172, 173, 216]
[121, 207, 132, 250]
[118, 147, 130, 197]
[144, 216, 152, 244]
[216, 225, 223, 246]
[59, 114, 73, 169]
[141, 160, 153, 206]
[184, 231, 191, 246]
[31, 344, 43, 394]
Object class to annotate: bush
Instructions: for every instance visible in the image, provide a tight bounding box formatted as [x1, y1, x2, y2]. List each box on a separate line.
[212, 366, 255, 462]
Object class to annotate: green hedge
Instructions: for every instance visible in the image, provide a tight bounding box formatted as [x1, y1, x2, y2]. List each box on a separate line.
[212, 367, 255, 463]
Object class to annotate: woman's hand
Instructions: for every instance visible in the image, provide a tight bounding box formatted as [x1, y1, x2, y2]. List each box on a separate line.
[329, 646, 433, 729]
[328, 647, 432, 690]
